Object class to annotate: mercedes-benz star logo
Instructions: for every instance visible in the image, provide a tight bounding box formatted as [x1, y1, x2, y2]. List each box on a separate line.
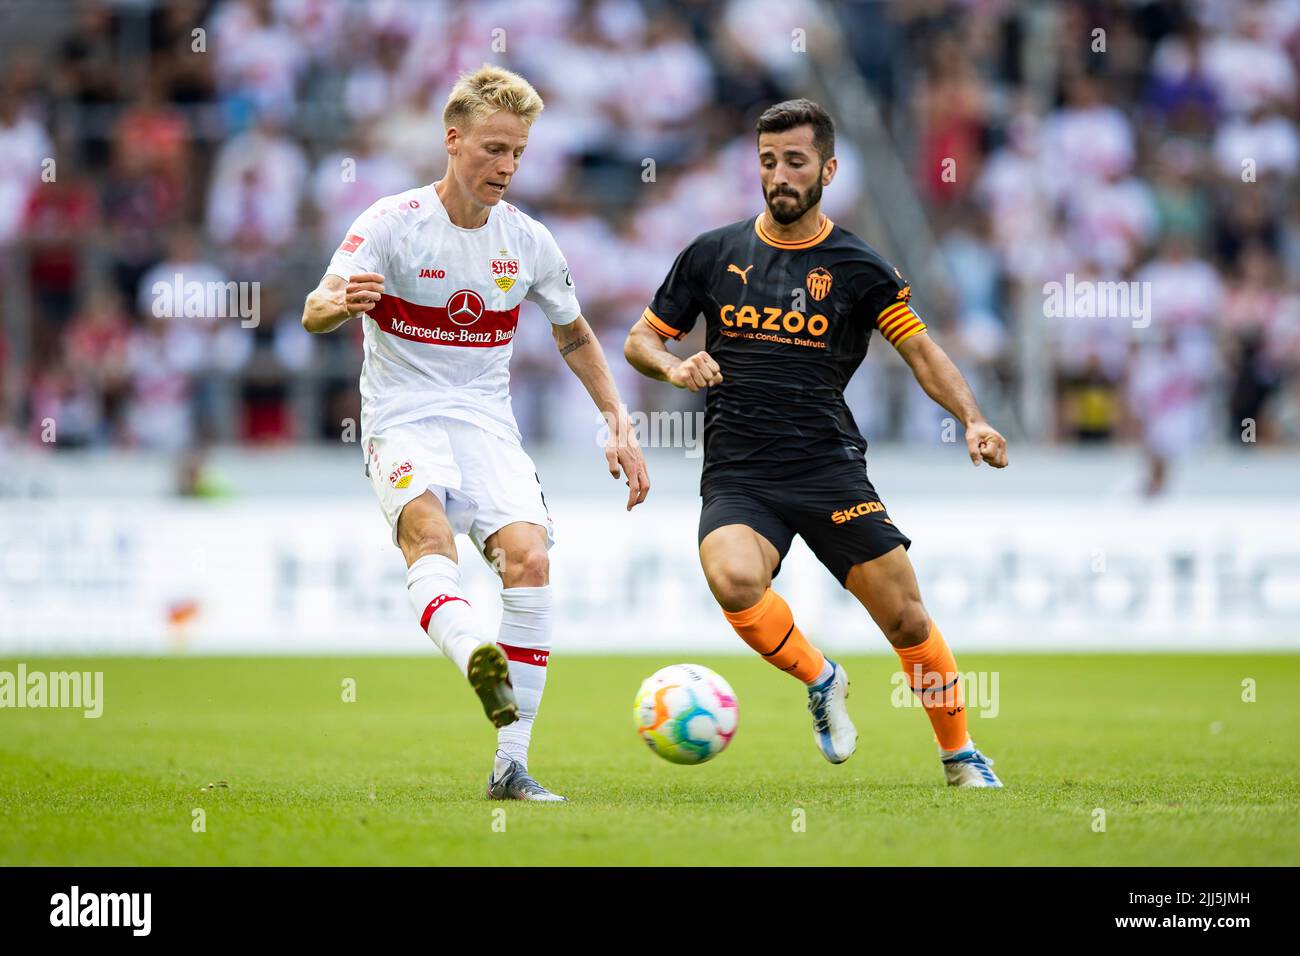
[446, 289, 485, 327]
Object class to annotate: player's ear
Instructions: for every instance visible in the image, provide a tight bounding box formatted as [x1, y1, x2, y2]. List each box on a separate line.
[445, 127, 460, 157]
[821, 155, 837, 186]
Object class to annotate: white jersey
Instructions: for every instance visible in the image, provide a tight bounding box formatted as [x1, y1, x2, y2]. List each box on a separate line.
[326, 183, 581, 444]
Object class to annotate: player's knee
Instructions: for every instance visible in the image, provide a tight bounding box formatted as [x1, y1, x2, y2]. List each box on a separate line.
[501, 547, 549, 587]
[403, 520, 454, 556]
[887, 605, 931, 648]
[707, 562, 769, 613]
[397, 498, 456, 561]
[403, 527, 455, 561]
[395, 520, 457, 564]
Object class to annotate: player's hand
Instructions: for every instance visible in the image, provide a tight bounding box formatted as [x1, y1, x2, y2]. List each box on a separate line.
[966, 421, 1008, 468]
[604, 408, 650, 511]
[341, 273, 385, 315]
[667, 351, 722, 392]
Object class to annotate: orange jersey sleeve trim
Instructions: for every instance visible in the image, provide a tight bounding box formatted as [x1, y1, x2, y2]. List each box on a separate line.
[876, 302, 928, 347]
[642, 307, 685, 341]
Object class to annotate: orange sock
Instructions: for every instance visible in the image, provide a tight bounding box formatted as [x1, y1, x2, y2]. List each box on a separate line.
[723, 589, 826, 684]
[894, 620, 969, 751]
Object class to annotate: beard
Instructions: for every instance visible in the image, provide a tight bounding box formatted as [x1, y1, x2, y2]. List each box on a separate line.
[765, 176, 823, 225]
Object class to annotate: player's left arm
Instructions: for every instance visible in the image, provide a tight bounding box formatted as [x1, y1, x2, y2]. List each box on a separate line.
[553, 316, 651, 510]
[896, 332, 1008, 468]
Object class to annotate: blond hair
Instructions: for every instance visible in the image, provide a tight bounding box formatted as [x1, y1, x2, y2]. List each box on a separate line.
[443, 64, 544, 131]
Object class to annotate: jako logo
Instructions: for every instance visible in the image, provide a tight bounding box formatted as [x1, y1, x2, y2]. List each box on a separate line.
[50, 886, 151, 936]
[831, 501, 884, 524]
[418, 268, 445, 279]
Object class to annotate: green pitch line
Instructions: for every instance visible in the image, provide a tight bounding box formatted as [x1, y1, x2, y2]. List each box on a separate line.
[1, 654, 1296, 866]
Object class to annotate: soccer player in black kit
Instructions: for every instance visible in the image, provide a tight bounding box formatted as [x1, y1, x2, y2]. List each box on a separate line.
[624, 99, 1008, 787]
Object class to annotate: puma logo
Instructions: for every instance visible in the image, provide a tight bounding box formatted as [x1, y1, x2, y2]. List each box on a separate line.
[727, 263, 753, 284]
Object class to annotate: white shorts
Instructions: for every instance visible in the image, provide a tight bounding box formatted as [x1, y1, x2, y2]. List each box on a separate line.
[365, 416, 554, 556]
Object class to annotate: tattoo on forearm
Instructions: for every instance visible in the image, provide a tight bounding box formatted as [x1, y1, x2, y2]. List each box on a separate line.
[559, 333, 591, 357]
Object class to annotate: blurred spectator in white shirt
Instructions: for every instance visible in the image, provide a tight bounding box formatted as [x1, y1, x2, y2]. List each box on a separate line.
[205, 113, 308, 268]
[1201, 4, 1296, 115]
[1213, 104, 1299, 178]
[209, 0, 307, 120]
[0, 98, 52, 245]
[311, 122, 416, 255]
[1041, 74, 1135, 200]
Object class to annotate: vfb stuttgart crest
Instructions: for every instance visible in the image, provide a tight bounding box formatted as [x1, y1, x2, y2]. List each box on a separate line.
[491, 257, 519, 292]
[806, 266, 833, 302]
[388, 459, 414, 489]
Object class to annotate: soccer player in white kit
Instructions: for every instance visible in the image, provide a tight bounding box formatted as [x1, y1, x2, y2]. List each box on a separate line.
[301, 66, 650, 802]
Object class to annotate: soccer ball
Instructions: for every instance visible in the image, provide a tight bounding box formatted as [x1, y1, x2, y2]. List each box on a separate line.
[633, 663, 738, 764]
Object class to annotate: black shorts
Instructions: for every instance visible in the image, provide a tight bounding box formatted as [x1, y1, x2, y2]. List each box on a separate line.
[698, 467, 911, 587]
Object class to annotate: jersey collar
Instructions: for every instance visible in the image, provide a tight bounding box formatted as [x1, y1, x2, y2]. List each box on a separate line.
[431, 180, 494, 232]
[754, 212, 833, 250]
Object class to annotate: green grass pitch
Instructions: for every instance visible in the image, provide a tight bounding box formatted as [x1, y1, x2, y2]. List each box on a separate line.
[1, 654, 1297, 866]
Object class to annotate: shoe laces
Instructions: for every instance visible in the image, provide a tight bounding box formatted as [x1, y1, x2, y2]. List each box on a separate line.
[512, 770, 551, 796]
[947, 749, 993, 768]
[807, 685, 832, 733]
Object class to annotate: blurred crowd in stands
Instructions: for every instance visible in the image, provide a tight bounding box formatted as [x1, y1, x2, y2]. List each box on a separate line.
[1, 0, 1298, 479]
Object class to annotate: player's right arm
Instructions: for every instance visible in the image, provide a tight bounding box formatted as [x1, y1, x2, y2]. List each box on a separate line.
[624, 318, 722, 392]
[301, 272, 385, 334]
[624, 239, 722, 391]
[304, 198, 398, 334]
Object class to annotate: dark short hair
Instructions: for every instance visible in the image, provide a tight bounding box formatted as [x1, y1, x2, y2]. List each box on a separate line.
[756, 98, 835, 163]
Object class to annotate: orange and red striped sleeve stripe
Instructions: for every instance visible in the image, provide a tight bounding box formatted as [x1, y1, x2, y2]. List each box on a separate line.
[875, 301, 927, 348]
[642, 307, 686, 341]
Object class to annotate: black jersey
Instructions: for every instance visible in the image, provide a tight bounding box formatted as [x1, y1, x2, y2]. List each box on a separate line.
[643, 213, 927, 487]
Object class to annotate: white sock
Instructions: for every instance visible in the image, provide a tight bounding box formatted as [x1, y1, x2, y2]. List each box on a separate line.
[406, 554, 483, 675]
[940, 738, 975, 758]
[494, 585, 552, 772]
[806, 658, 835, 687]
